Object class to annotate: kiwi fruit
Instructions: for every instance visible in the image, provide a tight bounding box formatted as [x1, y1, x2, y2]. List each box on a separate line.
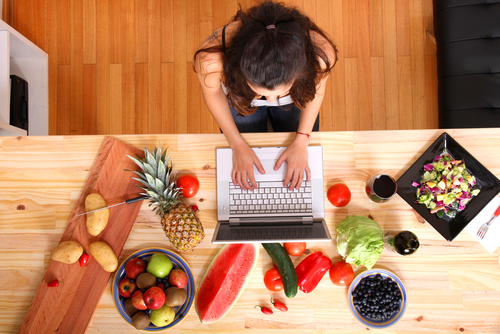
[124, 298, 140, 317]
[178, 289, 188, 306]
[136, 272, 156, 289]
[132, 312, 151, 330]
[164, 287, 183, 307]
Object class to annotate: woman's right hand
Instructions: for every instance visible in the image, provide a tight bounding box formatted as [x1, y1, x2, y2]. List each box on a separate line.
[231, 144, 265, 190]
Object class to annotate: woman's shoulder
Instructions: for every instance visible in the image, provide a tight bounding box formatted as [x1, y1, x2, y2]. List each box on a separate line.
[195, 22, 241, 85]
[311, 30, 337, 69]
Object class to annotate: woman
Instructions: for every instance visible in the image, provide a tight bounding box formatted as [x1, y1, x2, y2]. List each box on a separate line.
[194, 1, 337, 191]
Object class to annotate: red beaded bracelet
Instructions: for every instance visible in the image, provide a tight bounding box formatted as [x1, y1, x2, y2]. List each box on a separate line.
[296, 131, 311, 138]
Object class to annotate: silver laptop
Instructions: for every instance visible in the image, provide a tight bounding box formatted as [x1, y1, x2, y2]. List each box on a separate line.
[212, 146, 332, 244]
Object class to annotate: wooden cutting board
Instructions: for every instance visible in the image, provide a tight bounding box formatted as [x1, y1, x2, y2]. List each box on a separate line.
[19, 137, 145, 334]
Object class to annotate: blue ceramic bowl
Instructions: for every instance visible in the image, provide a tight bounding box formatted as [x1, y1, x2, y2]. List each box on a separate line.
[348, 269, 407, 329]
[112, 248, 195, 332]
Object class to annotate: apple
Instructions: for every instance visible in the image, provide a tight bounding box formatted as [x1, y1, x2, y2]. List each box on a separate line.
[131, 290, 148, 310]
[143, 286, 166, 310]
[168, 269, 188, 289]
[125, 257, 147, 279]
[150, 304, 175, 327]
[147, 254, 173, 279]
[118, 277, 137, 298]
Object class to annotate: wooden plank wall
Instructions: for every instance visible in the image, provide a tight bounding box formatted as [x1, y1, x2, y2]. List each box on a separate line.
[10, 0, 438, 135]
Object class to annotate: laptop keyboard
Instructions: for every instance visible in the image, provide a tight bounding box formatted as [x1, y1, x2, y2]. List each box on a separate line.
[229, 181, 313, 215]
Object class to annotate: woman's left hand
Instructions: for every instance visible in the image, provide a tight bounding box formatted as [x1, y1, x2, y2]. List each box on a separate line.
[274, 136, 310, 190]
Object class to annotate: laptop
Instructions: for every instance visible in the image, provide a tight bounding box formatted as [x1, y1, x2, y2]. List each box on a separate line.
[212, 146, 332, 244]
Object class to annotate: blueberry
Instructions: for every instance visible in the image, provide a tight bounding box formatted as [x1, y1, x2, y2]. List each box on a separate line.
[129, 279, 135, 284]
[145, 309, 152, 315]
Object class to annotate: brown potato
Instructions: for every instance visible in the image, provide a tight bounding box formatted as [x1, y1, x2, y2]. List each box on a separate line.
[89, 241, 118, 272]
[85, 193, 109, 236]
[51, 240, 84, 264]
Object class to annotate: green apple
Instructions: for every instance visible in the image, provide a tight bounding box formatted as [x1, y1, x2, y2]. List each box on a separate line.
[147, 253, 173, 278]
[150, 304, 175, 327]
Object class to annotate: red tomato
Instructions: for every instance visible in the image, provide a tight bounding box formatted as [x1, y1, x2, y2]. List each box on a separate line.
[327, 184, 351, 207]
[79, 253, 89, 267]
[329, 260, 354, 286]
[283, 242, 307, 256]
[177, 174, 200, 198]
[264, 268, 283, 292]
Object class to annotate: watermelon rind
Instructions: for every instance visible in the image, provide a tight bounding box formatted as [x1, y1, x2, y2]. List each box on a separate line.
[195, 243, 259, 324]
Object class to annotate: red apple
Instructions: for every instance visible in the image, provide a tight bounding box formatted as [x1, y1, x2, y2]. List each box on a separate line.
[131, 290, 148, 310]
[168, 269, 188, 289]
[118, 277, 137, 298]
[125, 257, 147, 279]
[143, 286, 165, 310]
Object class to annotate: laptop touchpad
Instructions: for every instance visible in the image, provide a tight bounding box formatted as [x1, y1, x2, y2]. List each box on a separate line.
[254, 160, 287, 178]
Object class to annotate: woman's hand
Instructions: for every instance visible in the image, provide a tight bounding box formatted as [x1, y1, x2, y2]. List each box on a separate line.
[274, 136, 310, 190]
[231, 144, 265, 190]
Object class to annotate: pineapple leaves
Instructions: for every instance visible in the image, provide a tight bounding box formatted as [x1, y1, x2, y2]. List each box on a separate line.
[145, 173, 156, 189]
[146, 190, 161, 201]
[132, 177, 151, 189]
[143, 163, 156, 178]
[155, 178, 165, 194]
[157, 159, 166, 184]
[144, 149, 158, 176]
[127, 155, 145, 171]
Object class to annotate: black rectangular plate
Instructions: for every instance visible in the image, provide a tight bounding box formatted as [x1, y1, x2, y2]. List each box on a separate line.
[396, 132, 500, 241]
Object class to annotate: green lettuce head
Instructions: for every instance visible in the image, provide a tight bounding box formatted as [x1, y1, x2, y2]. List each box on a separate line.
[335, 215, 384, 270]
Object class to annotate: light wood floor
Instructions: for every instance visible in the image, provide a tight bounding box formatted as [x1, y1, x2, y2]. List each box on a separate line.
[8, 0, 438, 135]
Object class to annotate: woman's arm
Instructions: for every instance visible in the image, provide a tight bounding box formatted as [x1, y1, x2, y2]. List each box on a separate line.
[274, 33, 337, 189]
[195, 54, 265, 191]
[274, 73, 329, 189]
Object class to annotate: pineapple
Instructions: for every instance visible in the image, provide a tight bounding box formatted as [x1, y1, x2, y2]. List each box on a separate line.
[128, 144, 205, 252]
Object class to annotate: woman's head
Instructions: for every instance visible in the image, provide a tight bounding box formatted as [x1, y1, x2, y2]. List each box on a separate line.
[195, 0, 337, 115]
[234, 2, 309, 90]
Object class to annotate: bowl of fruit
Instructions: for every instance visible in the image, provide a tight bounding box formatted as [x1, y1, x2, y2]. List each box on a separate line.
[112, 248, 195, 331]
[348, 269, 407, 329]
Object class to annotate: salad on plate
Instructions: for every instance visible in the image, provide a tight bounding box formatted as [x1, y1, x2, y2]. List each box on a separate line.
[412, 150, 480, 219]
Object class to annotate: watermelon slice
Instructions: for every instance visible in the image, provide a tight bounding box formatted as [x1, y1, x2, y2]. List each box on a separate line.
[195, 243, 259, 324]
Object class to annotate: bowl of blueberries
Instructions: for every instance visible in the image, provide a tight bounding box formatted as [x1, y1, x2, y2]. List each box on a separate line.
[348, 269, 407, 329]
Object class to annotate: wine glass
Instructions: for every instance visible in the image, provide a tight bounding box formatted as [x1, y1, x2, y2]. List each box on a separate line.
[362, 174, 397, 203]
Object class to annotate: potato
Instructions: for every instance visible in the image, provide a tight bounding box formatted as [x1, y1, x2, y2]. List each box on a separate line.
[85, 193, 109, 236]
[89, 241, 118, 272]
[51, 240, 84, 264]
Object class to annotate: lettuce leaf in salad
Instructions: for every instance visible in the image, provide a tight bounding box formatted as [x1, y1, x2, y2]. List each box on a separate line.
[412, 150, 480, 218]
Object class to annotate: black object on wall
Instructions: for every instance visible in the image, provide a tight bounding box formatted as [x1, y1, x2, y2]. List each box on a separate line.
[434, 0, 500, 128]
[10, 75, 29, 133]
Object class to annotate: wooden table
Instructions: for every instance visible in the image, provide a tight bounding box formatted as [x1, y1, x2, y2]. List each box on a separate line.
[1, 129, 499, 333]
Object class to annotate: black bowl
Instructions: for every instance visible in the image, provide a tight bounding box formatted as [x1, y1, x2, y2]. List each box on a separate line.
[396, 132, 500, 241]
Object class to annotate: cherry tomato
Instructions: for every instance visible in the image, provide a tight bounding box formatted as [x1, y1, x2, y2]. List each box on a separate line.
[271, 298, 288, 312]
[263, 267, 283, 292]
[255, 305, 273, 315]
[283, 242, 307, 256]
[327, 184, 351, 207]
[79, 253, 89, 267]
[329, 260, 354, 286]
[177, 174, 200, 198]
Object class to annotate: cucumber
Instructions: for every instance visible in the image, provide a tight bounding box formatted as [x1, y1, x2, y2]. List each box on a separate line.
[262, 243, 298, 298]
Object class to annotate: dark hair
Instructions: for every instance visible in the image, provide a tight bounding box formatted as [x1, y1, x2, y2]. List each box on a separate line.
[194, 1, 337, 116]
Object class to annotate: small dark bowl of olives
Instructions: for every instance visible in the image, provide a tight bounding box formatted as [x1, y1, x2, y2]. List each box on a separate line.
[348, 269, 407, 329]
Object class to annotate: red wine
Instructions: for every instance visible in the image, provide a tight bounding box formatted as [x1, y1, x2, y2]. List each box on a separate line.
[373, 175, 397, 198]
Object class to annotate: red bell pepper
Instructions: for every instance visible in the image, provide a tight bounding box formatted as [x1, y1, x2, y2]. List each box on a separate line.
[295, 251, 332, 293]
